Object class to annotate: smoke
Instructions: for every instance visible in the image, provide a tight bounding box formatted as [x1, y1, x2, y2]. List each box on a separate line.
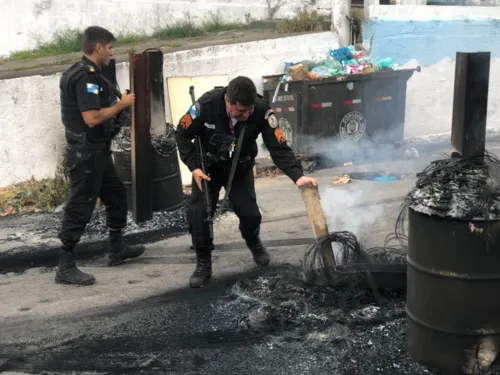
[298, 126, 411, 168]
[320, 186, 385, 240]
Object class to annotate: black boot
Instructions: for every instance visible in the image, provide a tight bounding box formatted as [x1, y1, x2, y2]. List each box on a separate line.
[246, 238, 270, 266]
[190, 243, 215, 251]
[54, 250, 95, 286]
[108, 230, 145, 266]
[190, 250, 212, 288]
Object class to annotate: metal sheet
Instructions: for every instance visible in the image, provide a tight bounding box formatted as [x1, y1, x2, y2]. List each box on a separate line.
[130, 52, 153, 223]
[451, 52, 490, 158]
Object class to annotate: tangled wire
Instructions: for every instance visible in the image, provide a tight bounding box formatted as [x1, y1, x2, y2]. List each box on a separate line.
[302, 152, 500, 288]
[403, 151, 500, 220]
[111, 122, 178, 158]
[301, 229, 407, 294]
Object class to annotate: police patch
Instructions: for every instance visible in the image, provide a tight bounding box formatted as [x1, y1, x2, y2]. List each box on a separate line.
[86, 83, 99, 95]
[180, 113, 192, 129]
[274, 128, 286, 144]
[268, 114, 278, 129]
[188, 104, 199, 119]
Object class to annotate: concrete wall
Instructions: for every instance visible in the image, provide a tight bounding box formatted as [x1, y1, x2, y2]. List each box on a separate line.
[0, 0, 333, 57]
[363, 4, 500, 139]
[0, 31, 339, 188]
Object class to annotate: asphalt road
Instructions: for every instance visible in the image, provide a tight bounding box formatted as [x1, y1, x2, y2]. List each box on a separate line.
[0, 263, 427, 375]
[3, 141, 500, 375]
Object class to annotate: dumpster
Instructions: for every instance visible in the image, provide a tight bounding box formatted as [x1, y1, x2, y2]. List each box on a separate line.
[262, 67, 420, 165]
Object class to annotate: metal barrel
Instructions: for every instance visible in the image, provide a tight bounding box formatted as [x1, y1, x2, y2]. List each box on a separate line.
[113, 145, 184, 213]
[406, 208, 500, 374]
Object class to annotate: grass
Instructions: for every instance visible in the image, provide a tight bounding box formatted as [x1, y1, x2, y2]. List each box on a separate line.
[2, 11, 251, 62]
[276, 6, 323, 34]
[0, 159, 70, 216]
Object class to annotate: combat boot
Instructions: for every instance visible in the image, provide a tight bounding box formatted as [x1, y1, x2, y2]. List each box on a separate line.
[190, 250, 212, 288]
[246, 238, 270, 266]
[107, 230, 146, 266]
[54, 250, 95, 286]
[190, 243, 215, 251]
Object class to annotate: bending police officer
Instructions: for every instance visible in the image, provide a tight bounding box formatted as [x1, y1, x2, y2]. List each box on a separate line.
[57, 26, 145, 286]
[175, 76, 317, 288]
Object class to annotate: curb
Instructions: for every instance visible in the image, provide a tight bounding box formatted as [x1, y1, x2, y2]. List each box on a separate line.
[0, 194, 408, 274]
[0, 225, 188, 274]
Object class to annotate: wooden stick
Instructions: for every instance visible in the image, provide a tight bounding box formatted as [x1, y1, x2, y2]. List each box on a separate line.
[299, 184, 336, 267]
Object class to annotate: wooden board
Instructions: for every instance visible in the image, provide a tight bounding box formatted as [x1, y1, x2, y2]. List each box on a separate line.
[299, 184, 336, 267]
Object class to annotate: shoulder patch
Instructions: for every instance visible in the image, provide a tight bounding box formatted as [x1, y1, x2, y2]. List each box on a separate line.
[267, 113, 278, 128]
[188, 103, 200, 119]
[180, 113, 193, 129]
[274, 128, 287, 144]
[86, 83, 99, 95]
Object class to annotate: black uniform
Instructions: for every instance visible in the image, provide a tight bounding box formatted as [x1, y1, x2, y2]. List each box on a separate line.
[175, 87, 304, 251]
[58, 56, 127, 249]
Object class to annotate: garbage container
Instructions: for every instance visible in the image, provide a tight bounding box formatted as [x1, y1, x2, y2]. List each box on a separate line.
[262, 67, 420, 164]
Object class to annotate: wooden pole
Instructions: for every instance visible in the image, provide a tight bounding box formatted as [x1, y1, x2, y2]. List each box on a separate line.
[299, 184, 336, 267]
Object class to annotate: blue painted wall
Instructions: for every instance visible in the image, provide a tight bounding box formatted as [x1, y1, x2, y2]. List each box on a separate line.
[363, 19, 500, 67]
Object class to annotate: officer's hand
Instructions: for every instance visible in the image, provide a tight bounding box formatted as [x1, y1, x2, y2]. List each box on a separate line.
[193, 169, 211, 191]
[121, 91, 135, 108]
[295, 176, 317, 187]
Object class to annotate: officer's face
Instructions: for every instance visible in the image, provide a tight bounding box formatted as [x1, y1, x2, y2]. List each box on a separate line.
[96, 43, 114, 67]
[226, 100, 254, 122]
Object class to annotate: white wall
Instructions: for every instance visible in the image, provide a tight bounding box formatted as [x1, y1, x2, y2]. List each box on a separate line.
[0, 31, 339, 188]
[0, 0, 329, 57]
[363, 3, 500, 140]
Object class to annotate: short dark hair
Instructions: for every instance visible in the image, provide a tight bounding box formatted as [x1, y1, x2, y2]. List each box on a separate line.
[82, 26, 116, 55]
[226, 76, 257, 107]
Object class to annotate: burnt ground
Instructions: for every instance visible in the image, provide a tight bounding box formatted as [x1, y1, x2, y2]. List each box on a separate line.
[2, 264, 499, 375]
[4, 145, 500, 375]
[0, 265, 429, 375]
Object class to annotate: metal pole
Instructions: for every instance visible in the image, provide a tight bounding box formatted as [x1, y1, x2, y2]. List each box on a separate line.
[450, 52, 490, 159]
[147, 50, 167, 137]
[332, 0, 351, 47]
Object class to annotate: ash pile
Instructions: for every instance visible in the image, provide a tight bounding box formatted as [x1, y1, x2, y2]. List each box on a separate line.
[211, 230, 416, 373]
[211, 154, 500, 374]
[82, 123, 189, 239]
[84, 123, 234, 240]
[403, 152, 500, 220]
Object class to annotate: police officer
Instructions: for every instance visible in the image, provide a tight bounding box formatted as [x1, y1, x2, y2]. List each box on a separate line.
[175, 76, 317, 288]
[56, 26, 145, 286]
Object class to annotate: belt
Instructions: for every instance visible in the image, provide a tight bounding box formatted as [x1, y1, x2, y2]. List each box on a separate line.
[66, 141, 109, 151]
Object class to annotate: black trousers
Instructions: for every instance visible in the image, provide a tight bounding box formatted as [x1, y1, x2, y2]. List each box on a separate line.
[58, 148, 128, 248]
[187, 163, 261, 251]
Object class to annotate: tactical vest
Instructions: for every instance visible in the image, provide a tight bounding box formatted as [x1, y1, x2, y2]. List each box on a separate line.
[59, 61, 113, 145]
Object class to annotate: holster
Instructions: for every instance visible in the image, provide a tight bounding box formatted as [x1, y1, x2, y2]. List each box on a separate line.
[65, 129, 108, 161]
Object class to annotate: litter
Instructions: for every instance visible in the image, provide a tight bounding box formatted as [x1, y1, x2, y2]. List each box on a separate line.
[332, 175, 351, 184]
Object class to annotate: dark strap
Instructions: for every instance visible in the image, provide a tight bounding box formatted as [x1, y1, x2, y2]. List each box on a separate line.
[212, 124, 247, 222]
[67, 142, 108, 151]
[96, 72, 123, 99]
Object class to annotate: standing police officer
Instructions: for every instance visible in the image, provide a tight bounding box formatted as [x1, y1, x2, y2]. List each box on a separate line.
[175, 76, 317, 288]
[56, 26, 145, 286]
